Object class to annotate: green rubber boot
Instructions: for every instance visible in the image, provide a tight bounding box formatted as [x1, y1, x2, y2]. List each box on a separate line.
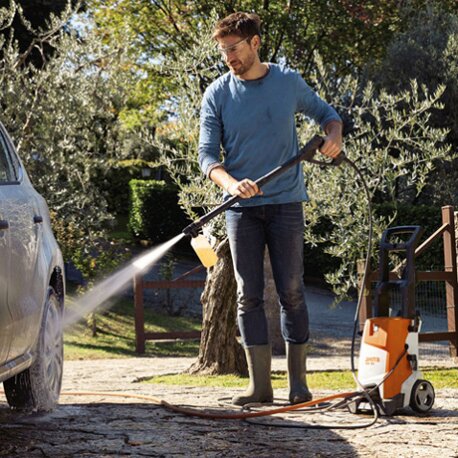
[287, 342, 313, 404]
[232, 344, 274, 406]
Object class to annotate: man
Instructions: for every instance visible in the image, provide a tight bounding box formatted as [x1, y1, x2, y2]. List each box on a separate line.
[198, 12, 343, 406]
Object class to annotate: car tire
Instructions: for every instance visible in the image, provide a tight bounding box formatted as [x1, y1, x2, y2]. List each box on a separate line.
[4, 287, 63, 411]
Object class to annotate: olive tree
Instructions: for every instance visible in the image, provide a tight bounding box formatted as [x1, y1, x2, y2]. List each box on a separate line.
[0, 5, 134, 279]
[0, 0, 81, 66]
[374, 6, 458, 206]
[299, 56, 452, 298]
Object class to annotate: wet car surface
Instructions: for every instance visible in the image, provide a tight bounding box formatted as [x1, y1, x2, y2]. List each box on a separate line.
[0, 122, 65, 411]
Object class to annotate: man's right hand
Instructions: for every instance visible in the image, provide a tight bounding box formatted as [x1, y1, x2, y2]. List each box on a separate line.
[226, 178, 263, 198]
[208, 166, 262, 199]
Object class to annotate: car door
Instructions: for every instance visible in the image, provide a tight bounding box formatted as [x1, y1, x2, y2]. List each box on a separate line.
[0, 128, 45, 360]
[0, 140, 14, 364]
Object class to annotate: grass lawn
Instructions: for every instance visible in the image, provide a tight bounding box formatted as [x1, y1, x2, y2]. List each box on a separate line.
[64, 294, 457, 392]
[64, 297, 201, 360]
[143, 369, 458, 391]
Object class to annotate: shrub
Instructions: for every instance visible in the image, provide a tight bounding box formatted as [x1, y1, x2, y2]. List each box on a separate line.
[128, 179, 191, 243]
[303, 203, 449, 280]
[99, 164, 142, 215]
[375, 203, 446, 271]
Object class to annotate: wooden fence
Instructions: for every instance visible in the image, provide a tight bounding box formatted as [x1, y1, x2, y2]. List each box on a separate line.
[357, 205, 458, 358]
[133, 265, 205, 354]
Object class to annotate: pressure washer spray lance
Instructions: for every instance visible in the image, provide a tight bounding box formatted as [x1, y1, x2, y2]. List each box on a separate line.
[182, 135, 344, 264]
[183, 135, 325, 237]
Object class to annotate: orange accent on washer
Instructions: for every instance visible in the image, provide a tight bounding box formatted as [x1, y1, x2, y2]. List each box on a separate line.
[362, 317, 412, 399]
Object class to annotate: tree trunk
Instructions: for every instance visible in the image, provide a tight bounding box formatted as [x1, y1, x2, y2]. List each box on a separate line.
[264, 248, 285, 355]
[188, 238, 247, 375]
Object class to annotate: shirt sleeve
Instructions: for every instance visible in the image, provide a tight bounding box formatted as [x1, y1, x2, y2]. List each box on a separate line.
[198, 89, 223, 177]
[295, 73, 342, 130]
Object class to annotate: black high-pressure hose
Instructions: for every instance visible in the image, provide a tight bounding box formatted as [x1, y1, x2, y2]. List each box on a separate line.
[305, 151, 374, 378]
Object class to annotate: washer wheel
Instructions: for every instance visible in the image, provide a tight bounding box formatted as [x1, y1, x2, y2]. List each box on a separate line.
[409, 379, 435, 413]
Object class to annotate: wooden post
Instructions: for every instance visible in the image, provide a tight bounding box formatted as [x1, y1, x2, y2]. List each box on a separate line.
[442, 206, 458, 358]
[134, 274, 145, 354]
[357, 259, 372, 333]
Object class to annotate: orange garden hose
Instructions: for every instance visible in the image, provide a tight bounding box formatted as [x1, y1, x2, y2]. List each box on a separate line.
[60, 390, 359, 420]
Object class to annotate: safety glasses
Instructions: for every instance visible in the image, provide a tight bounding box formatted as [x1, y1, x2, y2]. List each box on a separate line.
[218, 37, 251, 57]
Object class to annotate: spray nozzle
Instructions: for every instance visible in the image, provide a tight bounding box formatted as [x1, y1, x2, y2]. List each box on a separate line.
[182, 222, 220, 267]
[190, 234, 218, 268]
[182, 221, 201, 238]
[182, 222, 218, 267]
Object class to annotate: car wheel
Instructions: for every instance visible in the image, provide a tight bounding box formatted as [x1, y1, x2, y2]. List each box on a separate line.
[4, 287, 63, 411]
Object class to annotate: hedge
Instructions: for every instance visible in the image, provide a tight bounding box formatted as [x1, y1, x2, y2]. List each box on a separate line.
[128, 179, 191, 244]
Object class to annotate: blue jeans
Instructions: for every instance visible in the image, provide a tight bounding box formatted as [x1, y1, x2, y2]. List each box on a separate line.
[225, 202, 309, 347]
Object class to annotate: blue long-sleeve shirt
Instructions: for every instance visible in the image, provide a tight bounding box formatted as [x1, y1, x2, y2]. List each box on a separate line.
[198, 64, 341, 206]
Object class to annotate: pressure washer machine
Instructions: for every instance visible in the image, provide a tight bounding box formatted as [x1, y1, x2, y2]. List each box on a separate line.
[349, 226, 435, 416]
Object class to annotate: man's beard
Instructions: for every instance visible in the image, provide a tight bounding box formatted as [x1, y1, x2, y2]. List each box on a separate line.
[229, 53, 256, 77]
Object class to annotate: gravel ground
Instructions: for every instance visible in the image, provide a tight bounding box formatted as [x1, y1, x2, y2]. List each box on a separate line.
[1, 357, 457, 457]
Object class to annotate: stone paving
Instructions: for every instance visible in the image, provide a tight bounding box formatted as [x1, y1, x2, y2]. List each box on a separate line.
[1, 356, 457, 457]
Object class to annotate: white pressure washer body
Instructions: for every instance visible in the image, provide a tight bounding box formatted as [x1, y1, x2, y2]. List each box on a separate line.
[351, 226, 435, 416]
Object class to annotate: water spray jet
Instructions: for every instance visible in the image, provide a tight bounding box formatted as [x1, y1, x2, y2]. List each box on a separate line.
[65, 233, 185, 329]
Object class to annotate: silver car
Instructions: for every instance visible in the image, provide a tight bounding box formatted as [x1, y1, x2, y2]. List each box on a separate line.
[0, 122, 65, 411]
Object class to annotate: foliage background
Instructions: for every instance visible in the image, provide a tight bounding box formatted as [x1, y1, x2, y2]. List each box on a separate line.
[0, 0, 456, 294]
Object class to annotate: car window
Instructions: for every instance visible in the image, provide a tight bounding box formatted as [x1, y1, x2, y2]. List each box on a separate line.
[0, 133, 16, 183]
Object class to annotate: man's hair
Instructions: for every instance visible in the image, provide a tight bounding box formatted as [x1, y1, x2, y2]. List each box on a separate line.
[212, 12, 261, 41]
